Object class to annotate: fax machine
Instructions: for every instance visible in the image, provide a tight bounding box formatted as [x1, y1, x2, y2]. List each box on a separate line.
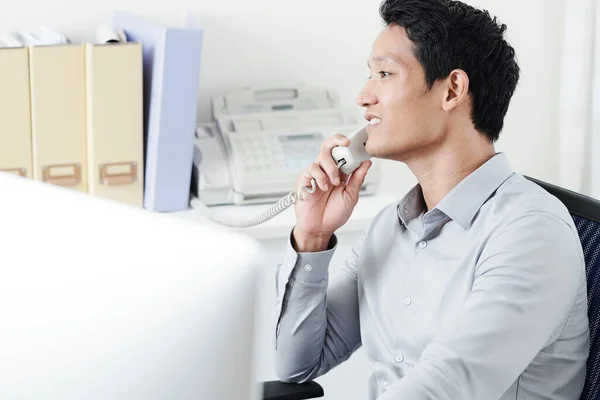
[192, 85, 381, 206]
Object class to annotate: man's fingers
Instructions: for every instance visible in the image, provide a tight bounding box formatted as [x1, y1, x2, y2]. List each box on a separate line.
[318, 134, 351, 187]
[345, 160, 372, 199]
[299, 162, 329, 192]
[321, 134, 351, 149]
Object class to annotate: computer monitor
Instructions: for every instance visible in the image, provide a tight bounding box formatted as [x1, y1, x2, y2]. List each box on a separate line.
[0, 172, 265, 400]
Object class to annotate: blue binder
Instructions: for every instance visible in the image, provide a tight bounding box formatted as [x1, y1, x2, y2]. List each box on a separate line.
[113, 12, 203, 212]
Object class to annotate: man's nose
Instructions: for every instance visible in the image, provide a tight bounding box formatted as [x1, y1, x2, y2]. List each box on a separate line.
[356, 82, 377, 107]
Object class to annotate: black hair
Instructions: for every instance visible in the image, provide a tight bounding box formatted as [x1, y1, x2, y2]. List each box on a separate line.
[379, 0, 520, 142]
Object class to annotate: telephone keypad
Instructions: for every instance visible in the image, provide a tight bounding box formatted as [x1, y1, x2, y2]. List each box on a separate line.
[229, 132, 323, 181]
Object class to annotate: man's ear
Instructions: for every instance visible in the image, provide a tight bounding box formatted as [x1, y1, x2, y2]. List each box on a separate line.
[442, 69, 469, 111]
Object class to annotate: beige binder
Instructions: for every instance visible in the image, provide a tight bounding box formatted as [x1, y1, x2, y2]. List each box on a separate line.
[84, 42, 144, 206]
[29, 44, 87, 192]
[0, 47, 33, 179]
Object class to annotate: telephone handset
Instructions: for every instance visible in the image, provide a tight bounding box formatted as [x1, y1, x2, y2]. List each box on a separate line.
[201, 124, 371, 228]
[331, 125, 371, 175]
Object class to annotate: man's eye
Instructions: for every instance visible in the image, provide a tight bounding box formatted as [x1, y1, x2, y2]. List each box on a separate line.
[367, 71, 391, 80]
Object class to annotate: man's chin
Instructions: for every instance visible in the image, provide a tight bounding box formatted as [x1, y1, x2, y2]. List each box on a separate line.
[367, 145, 411, 163]
[366, 143, 396, 160]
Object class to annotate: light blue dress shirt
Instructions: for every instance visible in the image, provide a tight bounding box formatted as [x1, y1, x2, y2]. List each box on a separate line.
[273, 153, 589, 399]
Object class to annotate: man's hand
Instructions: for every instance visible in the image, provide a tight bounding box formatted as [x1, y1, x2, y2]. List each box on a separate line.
[293, 134, 372, 252]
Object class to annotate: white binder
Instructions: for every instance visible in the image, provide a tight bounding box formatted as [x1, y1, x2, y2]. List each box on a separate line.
[84, 42, 144, 206]
[0, 47, 33, 179]
[29, 44, 87, 192]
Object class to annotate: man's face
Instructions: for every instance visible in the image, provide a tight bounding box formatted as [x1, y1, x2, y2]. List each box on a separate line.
[357, 24, 448, 161]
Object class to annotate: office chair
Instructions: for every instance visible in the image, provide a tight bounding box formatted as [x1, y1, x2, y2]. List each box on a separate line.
[261, 176, 600, 400]
[525, 176, 600, 400]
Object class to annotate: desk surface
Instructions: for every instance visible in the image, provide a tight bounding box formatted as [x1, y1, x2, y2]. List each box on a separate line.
[174, 193, 398, 241]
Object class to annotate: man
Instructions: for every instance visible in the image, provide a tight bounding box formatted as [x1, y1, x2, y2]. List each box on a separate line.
[273, 0, 589, 399]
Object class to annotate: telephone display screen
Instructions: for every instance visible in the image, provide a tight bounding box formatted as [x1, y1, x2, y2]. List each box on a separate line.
[276, 133, 323, 169]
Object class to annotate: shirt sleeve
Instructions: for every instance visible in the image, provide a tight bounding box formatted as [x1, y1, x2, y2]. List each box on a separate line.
[379, 211, 587, 400]
[273, 228, 364, 383]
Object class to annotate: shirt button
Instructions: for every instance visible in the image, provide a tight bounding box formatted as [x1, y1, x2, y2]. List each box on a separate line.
[404, 297, 412, 306]
[395, 354, 404, 363]
[418, 240, 427, 249]
[304, 264, 312, 272]
[383, 381, 391, 390]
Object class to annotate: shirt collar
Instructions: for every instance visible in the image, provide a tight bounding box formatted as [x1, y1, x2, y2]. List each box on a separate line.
[397, 184, 426, 226]
[397, 153, 514, 230]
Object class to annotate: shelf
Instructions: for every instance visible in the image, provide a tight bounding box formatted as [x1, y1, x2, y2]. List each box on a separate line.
[173, 193, 397, 241]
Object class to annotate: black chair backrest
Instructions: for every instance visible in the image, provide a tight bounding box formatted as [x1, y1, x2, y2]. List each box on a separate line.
[526, 176, 600, 400]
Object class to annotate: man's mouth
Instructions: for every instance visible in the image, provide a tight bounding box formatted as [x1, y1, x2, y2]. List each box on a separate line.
[369, 117, 381, 126]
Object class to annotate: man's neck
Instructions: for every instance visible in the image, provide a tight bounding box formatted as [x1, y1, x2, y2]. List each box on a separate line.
[406, 137, 496, 211]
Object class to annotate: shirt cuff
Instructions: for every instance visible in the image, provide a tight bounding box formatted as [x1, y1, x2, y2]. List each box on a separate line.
[280, 228, 338, 284]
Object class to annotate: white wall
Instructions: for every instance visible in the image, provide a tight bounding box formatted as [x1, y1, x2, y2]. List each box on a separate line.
[479, 0, 566, 186]
[0, 0, 566, 200]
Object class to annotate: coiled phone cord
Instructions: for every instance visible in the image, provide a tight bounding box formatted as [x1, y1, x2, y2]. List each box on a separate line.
[193, 179, 318, 228]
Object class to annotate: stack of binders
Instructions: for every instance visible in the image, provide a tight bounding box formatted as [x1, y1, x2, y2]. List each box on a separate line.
[0, 14, 203, 212]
